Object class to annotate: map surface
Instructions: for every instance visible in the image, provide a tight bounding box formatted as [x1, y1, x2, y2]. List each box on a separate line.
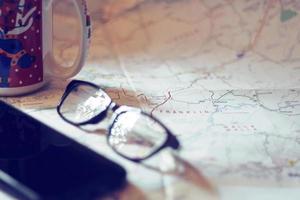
[2, 0, 300, 189]
[83, 0, 300, 186]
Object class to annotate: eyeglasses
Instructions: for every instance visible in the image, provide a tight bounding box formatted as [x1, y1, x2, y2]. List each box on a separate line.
[56, 80, 180, 162]
[56, 80, 219, 195]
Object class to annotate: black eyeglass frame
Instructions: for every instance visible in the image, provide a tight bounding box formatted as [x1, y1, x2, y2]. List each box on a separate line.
[57, 80, 180, 162]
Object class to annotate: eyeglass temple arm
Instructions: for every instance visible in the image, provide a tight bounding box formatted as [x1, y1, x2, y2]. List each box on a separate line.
[167, 131, 180, 150]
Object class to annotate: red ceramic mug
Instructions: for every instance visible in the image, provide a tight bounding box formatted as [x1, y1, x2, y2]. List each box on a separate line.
[0, 0, 90, 96]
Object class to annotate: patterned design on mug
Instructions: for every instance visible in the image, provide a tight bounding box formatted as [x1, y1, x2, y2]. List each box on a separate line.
[0, 0, 42, 88]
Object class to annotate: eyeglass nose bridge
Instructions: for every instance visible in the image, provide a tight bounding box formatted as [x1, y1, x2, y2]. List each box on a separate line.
[86, 101, 119, 125]
[110, 102, 120, 112]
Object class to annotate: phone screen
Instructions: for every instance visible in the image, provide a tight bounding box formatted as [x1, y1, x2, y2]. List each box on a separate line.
[0, 101, 126, 200]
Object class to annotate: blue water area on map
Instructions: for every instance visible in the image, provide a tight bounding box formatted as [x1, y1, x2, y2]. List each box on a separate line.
[280, 9, 298, 22]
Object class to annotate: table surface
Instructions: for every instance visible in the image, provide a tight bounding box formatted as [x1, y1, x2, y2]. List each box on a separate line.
[1, 0, 300, 199]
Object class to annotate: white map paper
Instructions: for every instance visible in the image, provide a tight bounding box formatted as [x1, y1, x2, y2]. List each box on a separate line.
[78, 0, 300, 186]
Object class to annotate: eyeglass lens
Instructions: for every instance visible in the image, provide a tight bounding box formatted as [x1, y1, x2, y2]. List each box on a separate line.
[59, 84, 111, 123]
[108, 111, 168, 160]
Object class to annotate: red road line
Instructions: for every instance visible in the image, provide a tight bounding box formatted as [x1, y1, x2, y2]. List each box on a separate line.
[246, 0, 277, 52]
[150, 91, 172, 116]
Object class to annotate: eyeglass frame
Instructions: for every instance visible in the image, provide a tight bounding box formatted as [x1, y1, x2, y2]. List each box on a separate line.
[56, 79, 180, 163]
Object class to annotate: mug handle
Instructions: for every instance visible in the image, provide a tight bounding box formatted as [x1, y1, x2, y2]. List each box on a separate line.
[46, 0, 90, 79]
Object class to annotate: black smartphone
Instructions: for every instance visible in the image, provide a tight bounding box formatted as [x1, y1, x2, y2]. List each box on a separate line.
[0, 101, 126, 200]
